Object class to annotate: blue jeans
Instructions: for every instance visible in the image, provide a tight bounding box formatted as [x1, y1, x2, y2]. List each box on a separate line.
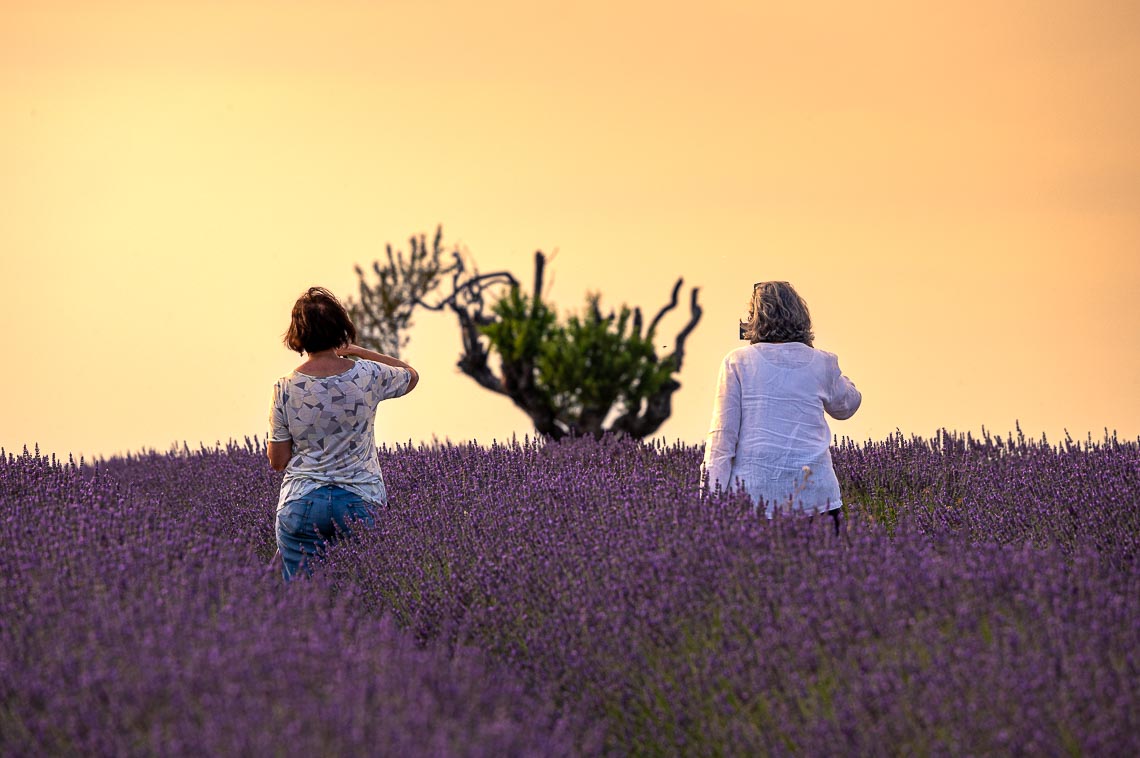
[276, 485, 377, 582]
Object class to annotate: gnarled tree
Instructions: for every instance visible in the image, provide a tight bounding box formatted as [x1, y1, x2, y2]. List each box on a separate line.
[347, 226, 702, 440]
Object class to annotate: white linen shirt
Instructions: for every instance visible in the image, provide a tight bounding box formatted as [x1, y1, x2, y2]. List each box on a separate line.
[701, 342, 861, 516]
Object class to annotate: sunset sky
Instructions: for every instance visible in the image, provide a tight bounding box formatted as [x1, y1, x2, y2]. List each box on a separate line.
[2, 0, 1138, 461]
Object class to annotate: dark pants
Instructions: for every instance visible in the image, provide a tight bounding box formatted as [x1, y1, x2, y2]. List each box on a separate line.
[810, 506, 843, 536]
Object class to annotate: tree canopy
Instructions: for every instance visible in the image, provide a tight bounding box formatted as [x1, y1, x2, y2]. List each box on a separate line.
[347, 226, 702, 440]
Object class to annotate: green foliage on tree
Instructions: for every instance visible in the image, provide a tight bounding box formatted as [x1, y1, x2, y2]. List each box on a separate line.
[481, 290, 678, 434]
[347, 226, 702, 440]
[479, 286, 555, 369]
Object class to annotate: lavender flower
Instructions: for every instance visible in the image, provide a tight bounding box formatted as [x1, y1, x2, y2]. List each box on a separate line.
[2, 428, 1136, 755]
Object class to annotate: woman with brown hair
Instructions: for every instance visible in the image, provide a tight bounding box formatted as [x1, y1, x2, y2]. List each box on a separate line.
[268, 286, 419, 581]
[701, 281, 861, 529]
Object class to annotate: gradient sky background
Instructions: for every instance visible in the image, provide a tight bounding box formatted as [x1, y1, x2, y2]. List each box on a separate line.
[2, 0, 1138, 460]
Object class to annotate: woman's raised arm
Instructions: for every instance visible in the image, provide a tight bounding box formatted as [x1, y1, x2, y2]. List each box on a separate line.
[336, 344, 419, 394]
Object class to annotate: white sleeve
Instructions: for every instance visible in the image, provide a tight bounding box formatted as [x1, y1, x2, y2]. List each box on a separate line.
[822, 352, 861, 421]
[368, 361, 413, 403]
[268, 380, 292, 442]
[701, 356, 742, 494]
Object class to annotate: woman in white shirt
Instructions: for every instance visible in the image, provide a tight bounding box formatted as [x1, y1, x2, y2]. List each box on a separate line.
[701, 281, 861, 528]
[268, 287, 419, 581]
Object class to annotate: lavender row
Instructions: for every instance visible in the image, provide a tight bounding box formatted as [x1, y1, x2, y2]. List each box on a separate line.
[0, 448, 588, 756]
[3, 428, 1138, 754]
[323, 432, 1137, 754]
[833, 427, 1140, 566]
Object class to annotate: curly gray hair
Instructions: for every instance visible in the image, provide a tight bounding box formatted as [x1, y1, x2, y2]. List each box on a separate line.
[739, 281, 814, 346]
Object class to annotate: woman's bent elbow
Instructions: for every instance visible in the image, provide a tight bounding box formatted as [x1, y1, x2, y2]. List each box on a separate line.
[828, 397, 862, 420]
[267, 440, 293, 471]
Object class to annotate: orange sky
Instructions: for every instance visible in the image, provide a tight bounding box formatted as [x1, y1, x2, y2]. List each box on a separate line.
[2, 0, 1138, 460]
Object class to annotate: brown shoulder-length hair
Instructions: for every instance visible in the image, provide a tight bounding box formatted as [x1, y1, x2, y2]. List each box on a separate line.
[739, 281, 815, 346]
[283, 287, 357, 354]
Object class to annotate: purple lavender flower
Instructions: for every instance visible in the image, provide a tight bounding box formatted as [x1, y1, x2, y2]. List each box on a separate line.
[1, 428, 1136, 755]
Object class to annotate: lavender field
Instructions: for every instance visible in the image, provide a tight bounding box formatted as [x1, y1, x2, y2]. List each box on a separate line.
[2, 429, 1137, 755]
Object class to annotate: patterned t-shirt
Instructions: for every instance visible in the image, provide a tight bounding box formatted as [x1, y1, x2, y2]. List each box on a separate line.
[269, 359, 411, 509]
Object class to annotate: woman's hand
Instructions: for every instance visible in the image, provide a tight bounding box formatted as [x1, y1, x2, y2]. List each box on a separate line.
[335, 344, 362, 358]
